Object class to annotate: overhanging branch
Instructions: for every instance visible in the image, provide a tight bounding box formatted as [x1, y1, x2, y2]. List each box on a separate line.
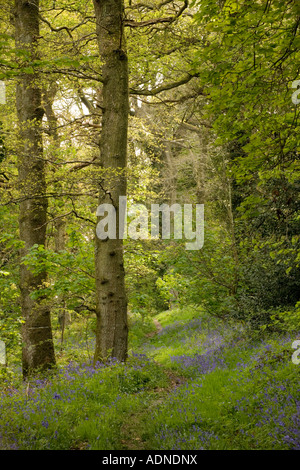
[130, 72, 201, 96]
[124, 0, 189, 28]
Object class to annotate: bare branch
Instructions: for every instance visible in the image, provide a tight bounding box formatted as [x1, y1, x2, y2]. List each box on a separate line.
[125, 0, 189, 28]
[78, 88, 96, 113]
[180, 121, 212, 133]
[39, 14, 95, 38]
[124, 17, 173, 28]
[70, 156, 97, 172]
[130, 72, 201, 96]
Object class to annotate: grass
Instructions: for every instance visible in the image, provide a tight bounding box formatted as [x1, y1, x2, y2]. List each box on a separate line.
[137, 312, 300, 450]
[0, 354, 169, 450]
[0, 306, 299, 450]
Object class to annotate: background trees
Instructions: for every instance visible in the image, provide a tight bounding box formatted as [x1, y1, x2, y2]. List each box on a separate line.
[191, 0, 300, 324]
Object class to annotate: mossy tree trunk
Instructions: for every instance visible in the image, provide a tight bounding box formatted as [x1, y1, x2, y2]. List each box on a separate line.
[93, 0, 129, 363]
[15, 0, 56, 377]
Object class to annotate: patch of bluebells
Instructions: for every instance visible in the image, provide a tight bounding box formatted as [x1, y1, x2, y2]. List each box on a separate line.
[154, 423, 218, 450]
[227, 337, 300, 450]
[279, 404, 300, 450]
[156, 317, 226, 341]
[154, 314, 249, 375]
[170, 345, 227, 376]
[1, 321, 298, 450]
[231, 393, 300, 450]
[149, 380, 221, 449]
[0, 352, 166, 449]
[247, 389, 300, 450]
[0, 358, 124, 449]
[60, 359, 112, 377]
[151, 330, 300, 449]
[169, 334, 248, 377]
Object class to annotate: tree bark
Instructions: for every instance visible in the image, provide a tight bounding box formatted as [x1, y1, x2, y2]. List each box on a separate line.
[15, 0, 55, 376]
[93, 0, 129, 363]
[43, 84, 70, 341]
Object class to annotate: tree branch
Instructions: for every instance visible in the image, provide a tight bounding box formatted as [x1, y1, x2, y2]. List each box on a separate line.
[125, 0, 189, 28]
[39, 14, 95, 38]
[124, 17, 173, 28]
[130, 72, 200, 96]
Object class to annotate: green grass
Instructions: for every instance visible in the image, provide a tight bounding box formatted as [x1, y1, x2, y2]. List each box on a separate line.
[0, 353, 169, 450]
[0, 306, 299, 450]
[138, 326, 299, 450]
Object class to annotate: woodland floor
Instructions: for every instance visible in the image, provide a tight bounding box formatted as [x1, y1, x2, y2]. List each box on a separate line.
[119, 369, 186, 450]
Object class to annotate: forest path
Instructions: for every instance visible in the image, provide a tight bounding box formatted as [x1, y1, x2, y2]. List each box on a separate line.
[120, 318, 185, 450]
[119, 368, 186, 450]
[145, 318, 163, 339]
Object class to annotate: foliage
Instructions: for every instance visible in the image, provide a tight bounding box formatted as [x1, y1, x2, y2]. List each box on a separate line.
[0, 353, 169, 450]
[1, 306, 299, 450]
[190, 0, 300, 324]
[0, 0, 300, 451]
[139, 309, 300, 450]
[0, 207, 22, 365]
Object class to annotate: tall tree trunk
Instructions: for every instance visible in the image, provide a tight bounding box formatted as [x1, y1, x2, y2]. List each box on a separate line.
[15, 0, 55, 377]
[93, 0, 129, 363]
[43, 85, 69, 342]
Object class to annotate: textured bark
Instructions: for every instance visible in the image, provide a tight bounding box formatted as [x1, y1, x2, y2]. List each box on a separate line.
[93, 0, 129, 363]
[15, 0, 55, 376]
[54, 217, 68, 344]
[43, 86, 71, 343]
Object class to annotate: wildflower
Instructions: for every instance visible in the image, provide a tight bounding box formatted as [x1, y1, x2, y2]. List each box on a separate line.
[42, 419, 49, 429]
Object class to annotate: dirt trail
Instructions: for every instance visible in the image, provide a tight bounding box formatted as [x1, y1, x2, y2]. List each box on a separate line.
[120, 316, 185, 450]
[145, 319, 163, 339]
[119, 368, 186, 450]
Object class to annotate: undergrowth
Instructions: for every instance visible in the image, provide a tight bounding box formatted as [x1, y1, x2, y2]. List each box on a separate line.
[0, 306, 299, 450]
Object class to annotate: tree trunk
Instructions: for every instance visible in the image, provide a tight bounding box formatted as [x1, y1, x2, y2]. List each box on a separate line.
[43, 84, 70, 342]
[93, 0, 129, 363]
[15, 0, 55, 377]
